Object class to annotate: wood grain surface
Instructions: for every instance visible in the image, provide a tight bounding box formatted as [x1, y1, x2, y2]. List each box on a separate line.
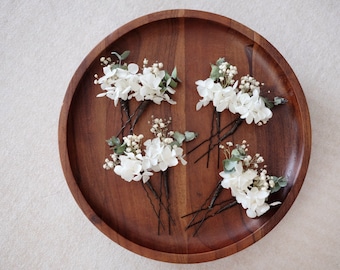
[58, 9, 311, 263]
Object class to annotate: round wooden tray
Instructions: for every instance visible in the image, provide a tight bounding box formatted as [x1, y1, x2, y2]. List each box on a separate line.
[58, 10, 311, 263]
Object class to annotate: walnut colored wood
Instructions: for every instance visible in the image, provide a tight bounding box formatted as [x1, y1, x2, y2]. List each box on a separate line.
[58, 10, 311, 263]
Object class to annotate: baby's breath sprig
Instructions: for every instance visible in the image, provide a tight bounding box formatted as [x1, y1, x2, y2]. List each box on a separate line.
[183, 140, 287, 236]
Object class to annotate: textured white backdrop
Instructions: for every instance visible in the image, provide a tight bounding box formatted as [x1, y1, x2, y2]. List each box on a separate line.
[1, 1, 339, 269]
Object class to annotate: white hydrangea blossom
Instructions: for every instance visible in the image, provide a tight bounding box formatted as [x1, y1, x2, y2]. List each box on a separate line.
[95, 57, 177, 105]
[103, 117, 194, 184]
[218, 141, 286, 218]
[195, 59, 277, 126]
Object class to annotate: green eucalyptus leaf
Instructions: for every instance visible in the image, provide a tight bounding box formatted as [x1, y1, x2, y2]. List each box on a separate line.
[120, 50, 130, 60]
[231, 147, 246, 160]
[172, 131, 186, 145]
[223, 159, 238, 172]
[209, 64, 220, 81]
[216, 57, 225, 66]
[106, 136, 120, 147]
[169, 79, 178, 88]
[270, 176, 287, 193]
[274, 96, 288, 106]
[278, 176, 288, 187]
[170, 140, 180, 148]
[164, 72, 171, 81]
[171, 67, 178, 79]
[261, 96, 274, 109]
[270, 185, 281, 193]
[231, 148, 240, 157]
[184, 131, 198, 142]
[115, 144, 127, 155]
[166, 77, 172, 87]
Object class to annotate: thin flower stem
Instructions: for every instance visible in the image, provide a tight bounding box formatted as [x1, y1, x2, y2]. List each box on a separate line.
[194, 117, 243, 164]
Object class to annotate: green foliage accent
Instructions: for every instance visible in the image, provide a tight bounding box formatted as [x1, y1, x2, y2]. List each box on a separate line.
[171, 67, 178, 80]
[106, 136, 120, 147]
[270, 176, 288, 193]
[209, 64, 220, 81]
[261, 97, 274, 109]
[215, 57, 225, 66]
[261, 96, 288, 109]
[120, 50, 130, 61]
[184, 131, 198, 142]
[274, 96, 288, 105]
[115, 143, 127, 155]
[111, 50, 130, 67]
[172, 131, 186, 145]
[231, 147, 246, 160]
[171, 131, 197, 147]
[106, 136, 126, 155]
[223, 159, 238, 172]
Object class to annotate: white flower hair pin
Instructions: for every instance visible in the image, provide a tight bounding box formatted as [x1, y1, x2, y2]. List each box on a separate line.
[188, 57, 287, 166]
[103, 116, 197, 234]
[183, 140, 287, 236]
[94, 50, 180, 136]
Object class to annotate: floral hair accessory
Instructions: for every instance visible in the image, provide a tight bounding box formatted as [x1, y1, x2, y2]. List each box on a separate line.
[103, 116, 197, 234]
[94, 50, 180, 136]
[183, 140, 287, 236]
[103, 116, 197, 183]
[188, 57, 287, 166]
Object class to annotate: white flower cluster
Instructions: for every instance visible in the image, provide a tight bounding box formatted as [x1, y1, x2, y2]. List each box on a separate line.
[95, 55, 177, 106]
[219, 141, 284, 218]
[103, 117, 187, 183]
[195, 59, 273, 125]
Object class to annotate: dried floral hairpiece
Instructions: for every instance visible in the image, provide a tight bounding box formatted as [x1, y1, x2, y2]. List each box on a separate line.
[103, 116, 197, 234]
[188, 57, 287, 166]
[183, 140, 287, 236]
[94, 50, 180, 136]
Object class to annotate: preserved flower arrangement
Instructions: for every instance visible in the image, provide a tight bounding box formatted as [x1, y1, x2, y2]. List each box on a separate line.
[183, 140, 287, 236]
[94, 50, 180, 136]
[188, 57, 287, 165]
[102, 116, 197, 234]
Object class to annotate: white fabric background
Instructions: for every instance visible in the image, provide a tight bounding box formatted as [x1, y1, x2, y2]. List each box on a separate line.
[1, 1, 339, 269]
